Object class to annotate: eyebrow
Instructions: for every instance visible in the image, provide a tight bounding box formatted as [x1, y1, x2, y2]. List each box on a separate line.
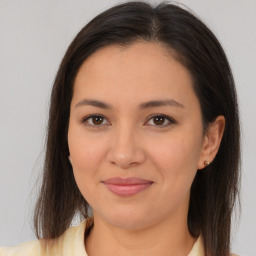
[75, 98, 184, 109]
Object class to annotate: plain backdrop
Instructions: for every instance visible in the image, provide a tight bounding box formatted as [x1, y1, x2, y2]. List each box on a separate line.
[0, 0, 255, 255]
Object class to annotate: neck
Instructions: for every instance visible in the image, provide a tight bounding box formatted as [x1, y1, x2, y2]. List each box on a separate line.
[85, 213, 196, 256]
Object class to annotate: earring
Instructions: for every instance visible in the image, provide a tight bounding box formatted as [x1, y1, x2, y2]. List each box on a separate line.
[204, 160, 210, 166]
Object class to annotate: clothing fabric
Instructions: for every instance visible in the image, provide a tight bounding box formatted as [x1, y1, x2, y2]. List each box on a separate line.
[0, 220, 236, 256]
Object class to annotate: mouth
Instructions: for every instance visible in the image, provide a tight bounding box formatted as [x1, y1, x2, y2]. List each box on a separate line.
[102, 177, 153, 197]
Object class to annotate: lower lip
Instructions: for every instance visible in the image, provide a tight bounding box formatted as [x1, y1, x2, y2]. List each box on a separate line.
[103, 183, 152, 197]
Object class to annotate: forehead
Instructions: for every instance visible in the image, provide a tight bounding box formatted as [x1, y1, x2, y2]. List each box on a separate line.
[72, 41, 197, 109]
[75, 41, 183, 83]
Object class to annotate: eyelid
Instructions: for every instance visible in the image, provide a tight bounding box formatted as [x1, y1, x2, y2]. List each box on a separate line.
[145, 114, 176, 128]
[82, 114, 111, 127]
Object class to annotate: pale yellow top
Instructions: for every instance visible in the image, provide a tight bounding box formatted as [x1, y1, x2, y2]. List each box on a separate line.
[0, 220, 237, 256]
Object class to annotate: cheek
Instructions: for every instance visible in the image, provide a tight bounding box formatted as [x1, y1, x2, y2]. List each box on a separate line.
[148, 132, 202, 189]
[68, 125, 108, 166]
[68, 129, 109, 194]
[151, 134, 201, 167]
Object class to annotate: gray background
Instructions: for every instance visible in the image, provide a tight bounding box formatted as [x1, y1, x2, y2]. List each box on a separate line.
[0, 0, 255, 255]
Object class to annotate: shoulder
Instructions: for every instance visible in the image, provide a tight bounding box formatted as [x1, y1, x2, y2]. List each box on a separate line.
[0, 240, 41, 256]
[0, 220, 88, 256]
[188, 236, 240, 256]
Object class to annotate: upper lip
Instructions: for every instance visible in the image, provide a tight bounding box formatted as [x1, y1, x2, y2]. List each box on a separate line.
[102, 177, 153, 185]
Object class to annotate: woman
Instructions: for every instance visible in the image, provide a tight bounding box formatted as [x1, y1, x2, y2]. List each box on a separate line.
[0, 1, 240, 256]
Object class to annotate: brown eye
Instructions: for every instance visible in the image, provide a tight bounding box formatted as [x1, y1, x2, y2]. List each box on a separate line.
[91, 116, 104, 125]
[83, 114, 109, 127]
[146, 114, 175, 128]
[153, 116, 165, 125]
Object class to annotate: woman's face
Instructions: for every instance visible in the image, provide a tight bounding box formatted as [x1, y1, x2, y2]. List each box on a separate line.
[68, 41, 208, 230]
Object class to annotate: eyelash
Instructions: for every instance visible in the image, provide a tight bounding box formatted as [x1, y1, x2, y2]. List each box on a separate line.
[82, 114, 176, 129]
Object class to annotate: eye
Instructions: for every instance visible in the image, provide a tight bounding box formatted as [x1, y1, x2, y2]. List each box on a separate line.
[145, 114, 176, 128]
[82, 114, 110, 127]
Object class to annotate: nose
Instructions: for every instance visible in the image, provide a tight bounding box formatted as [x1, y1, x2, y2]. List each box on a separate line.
[106, 125, 146, 169]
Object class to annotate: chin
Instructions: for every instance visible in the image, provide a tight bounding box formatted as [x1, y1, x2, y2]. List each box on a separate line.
[110, 217, 150, 231]
[97, 207, 157, 231]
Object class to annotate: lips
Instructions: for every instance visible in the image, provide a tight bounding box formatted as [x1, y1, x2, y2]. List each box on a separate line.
[102, 177, 153, 197]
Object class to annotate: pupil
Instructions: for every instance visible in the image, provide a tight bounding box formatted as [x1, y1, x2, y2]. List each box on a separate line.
[93, 116, 103, 125]
[154, 116, 165, 125]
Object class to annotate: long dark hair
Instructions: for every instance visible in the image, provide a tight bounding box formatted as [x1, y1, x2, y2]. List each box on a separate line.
[34, 2, 240, 255]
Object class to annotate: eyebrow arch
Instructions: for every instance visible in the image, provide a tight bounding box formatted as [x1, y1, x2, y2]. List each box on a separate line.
[139, 99, 184, 109]
[75, 98, 184, 109]
[75, 99, 112, 109]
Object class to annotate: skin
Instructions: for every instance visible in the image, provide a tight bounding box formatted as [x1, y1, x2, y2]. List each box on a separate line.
[68, 41, 225, 256]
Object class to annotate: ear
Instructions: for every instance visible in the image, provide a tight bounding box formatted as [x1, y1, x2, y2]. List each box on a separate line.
[198, 115, 225, 169]
[68, 155, 72, 165]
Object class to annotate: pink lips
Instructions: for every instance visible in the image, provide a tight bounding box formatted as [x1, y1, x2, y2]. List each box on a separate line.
[102, 177, 153, 197]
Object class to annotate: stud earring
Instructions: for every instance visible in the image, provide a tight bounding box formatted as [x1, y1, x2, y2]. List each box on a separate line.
[68, 156, 72, 165]
[204, 160, 210, 166]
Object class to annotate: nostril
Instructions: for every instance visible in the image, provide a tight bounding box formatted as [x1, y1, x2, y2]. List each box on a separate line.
[106, 145, 146, 169]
